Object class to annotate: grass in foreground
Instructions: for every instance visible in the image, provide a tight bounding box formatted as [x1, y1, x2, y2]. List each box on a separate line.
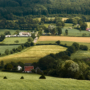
[1, 37, 28, 44]
[0, 72, 90, 90]
[0, 45, 66, 64]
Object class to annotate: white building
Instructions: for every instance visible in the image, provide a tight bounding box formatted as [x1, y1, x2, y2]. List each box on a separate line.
[17, 65, 22, 71]
[19, 32, 31, 36]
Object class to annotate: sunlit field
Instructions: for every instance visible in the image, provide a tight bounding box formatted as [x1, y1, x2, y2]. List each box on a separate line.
[0, 45, 67, 64]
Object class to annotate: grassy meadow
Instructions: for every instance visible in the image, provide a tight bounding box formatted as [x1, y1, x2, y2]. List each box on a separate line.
[0, 45, 19, 53]
[0, 45, 67, 64]
[0, 37, 28, 44]
[0, 72, 90, 90]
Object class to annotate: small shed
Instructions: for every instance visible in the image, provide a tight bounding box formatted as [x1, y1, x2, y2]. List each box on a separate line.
[24, 66, 34, 73]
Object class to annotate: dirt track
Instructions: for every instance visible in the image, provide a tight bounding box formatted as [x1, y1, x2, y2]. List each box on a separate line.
[38, 36, 90, 43]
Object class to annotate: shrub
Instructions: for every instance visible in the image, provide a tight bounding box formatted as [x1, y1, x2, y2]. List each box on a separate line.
[20, 76, 24, 79]
[39, 73, 46, 79]
[3, 76, 7, 79]
[56, 40, 60, 45]
[80, 45, 88, 50]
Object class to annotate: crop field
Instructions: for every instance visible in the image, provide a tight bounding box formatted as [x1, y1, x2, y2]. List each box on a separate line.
[0, 37, 28, 44]
[0, 45, 19, 53]
[62, 18, 68, 21]
[38, 36, 90, 43]
[0, 45, 66, 64]
[0, 72, 90, 90]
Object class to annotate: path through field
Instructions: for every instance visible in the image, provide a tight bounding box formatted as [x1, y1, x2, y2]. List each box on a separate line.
[38, 36, 90, 43]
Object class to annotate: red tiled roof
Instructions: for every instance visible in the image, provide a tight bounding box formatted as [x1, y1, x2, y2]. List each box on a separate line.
[24, 66, 34, 71]
[86, 28, 90, 31]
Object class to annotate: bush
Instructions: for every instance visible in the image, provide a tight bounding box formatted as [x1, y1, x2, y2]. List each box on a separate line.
[56, 40, 60, 45]
[39, 73, 46, 79]
[20, 76, 24, 79]
[80, 45, 88, 50]
[3, 76, 7, 79]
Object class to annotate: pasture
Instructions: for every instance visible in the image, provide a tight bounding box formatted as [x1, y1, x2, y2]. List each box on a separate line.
[0, 72, 90, 90]
[1, 37, 28, 44]
[62, 28, 90, 36]
[0, 45, 67, 64]
[38, 36, 90, 43]
[0, 45, 19, 53]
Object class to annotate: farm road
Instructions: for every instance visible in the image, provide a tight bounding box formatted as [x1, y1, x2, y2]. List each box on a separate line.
[39, 36, 90, 43]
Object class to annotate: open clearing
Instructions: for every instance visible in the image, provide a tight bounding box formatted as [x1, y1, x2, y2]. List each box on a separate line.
[0, 45, 66, 64]
[38, 36, 90, 43]
[0, 72, 90, 90]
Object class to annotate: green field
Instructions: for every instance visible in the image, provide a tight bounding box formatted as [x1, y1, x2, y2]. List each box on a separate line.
[62, 28, 90, 36]
[0, 37, 28, 44]
[0, 45, 19, 53]
[0, 45, 66, 64]
[0, 71, 90, 90]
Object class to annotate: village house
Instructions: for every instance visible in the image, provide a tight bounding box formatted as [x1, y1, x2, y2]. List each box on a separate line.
[17, 65, 22, 71]
[19, 32, 31, 36]
[24, 66, 34, 73]
[86, 28, 90, 31]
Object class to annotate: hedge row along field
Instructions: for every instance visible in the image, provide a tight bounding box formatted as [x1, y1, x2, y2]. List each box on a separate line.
[0, 45, 67, 64]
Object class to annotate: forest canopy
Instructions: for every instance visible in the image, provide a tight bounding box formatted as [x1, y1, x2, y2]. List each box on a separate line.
[0, 0, 90, 19]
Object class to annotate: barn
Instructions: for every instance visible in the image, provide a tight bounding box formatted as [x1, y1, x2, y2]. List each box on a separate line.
[24, 66, 34, 73]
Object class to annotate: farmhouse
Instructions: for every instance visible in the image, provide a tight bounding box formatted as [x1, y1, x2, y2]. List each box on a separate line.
[19, 32, 31, 36]
[86, 28, 90, 31]
[24, 66, 34, 73]
[17, 65, 22, 71]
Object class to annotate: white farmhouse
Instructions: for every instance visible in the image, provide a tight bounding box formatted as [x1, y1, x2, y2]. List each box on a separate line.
[19, 32, 31, 36]
[17, 65, 22, 71]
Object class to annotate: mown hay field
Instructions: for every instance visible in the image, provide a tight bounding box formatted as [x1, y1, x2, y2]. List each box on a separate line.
[0, 72, 90, 90]
[0, 45, 19, 53]
[38, 36, 90, 43]
[0, 45, 66, 64]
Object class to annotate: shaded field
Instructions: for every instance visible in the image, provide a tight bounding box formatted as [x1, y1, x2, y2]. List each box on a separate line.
[0, 37, 28, 44]
[0, 72, 90, 90]
[38, 36, 90, 43]
[0, 45, 19, 53]
[0, 45, 66, 64]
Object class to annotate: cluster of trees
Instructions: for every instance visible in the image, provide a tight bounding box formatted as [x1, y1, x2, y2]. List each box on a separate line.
[32, 42, 89, 80]
[0, 34, 5, 41]
[0, 18, 40, 30]
[65, 18, 87, 30]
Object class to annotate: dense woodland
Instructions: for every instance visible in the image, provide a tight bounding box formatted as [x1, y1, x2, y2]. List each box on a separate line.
[1, 0, 90, 19]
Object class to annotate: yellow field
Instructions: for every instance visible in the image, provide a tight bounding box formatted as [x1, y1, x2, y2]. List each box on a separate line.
[86, 22, 90, 28]
[0, 45, 66, 64]
[38, 36, 90, 43]
[62, 18, 68, 21]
